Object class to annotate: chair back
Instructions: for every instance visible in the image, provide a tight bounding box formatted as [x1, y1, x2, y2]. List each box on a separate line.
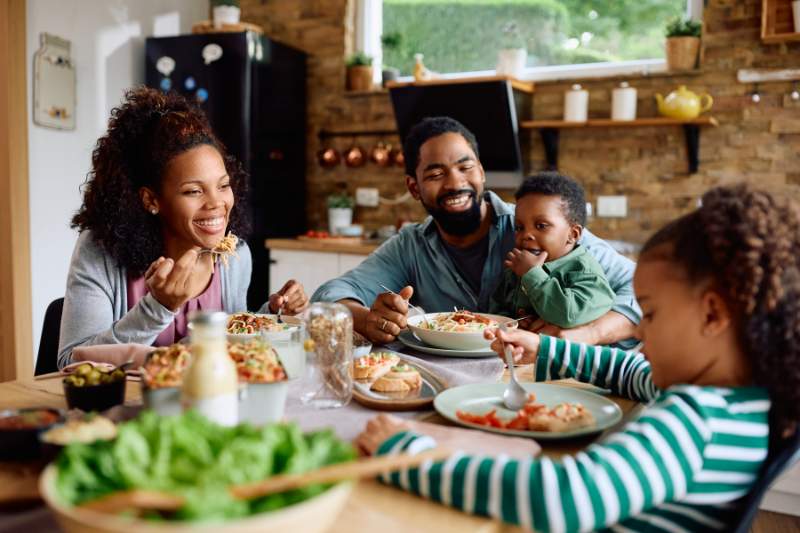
[34, 297, 64, 376]
[732, 425, 800, 533]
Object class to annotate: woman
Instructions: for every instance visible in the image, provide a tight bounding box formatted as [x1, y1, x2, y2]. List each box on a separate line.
[57, 87, 307, 369]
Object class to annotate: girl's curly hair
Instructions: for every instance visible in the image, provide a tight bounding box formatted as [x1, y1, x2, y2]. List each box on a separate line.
[641, 184, 800, 434]
[72, 87, 250, 276]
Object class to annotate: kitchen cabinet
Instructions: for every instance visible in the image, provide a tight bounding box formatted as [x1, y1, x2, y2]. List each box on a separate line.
[268, 249, 370, 297]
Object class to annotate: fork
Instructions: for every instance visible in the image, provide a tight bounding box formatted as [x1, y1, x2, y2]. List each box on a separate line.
[378, 283, 430, 328]
[499, 322, 527, 411]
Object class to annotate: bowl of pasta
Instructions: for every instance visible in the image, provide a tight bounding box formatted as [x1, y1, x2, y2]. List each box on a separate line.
[226, 312, 302, 343]
[407, 311, 515, 351]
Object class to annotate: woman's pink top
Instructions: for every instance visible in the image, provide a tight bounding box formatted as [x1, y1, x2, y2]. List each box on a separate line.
[126, 268, 223, 346]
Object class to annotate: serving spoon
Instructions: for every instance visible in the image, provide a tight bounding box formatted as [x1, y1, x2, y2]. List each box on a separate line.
[499, 322, 527, 411]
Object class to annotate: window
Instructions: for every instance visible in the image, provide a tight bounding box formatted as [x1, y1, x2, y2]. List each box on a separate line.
[356, 0, 703, 81]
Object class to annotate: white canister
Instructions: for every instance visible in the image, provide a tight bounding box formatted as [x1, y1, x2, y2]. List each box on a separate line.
[496, 48, 527, 79]
[611, 81, 637, 121]
[564, 84, 589, 122]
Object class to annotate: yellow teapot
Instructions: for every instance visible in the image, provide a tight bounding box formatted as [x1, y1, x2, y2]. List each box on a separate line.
[655, 85, 713, 120]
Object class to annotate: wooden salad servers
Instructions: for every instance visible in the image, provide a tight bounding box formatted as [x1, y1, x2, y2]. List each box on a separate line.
[80, 447, 452, 515]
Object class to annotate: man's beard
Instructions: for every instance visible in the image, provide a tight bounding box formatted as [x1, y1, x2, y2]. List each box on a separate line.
[423, 189, 484, 236]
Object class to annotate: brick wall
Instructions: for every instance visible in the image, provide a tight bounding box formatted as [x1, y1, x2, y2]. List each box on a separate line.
[242, 0, 800, 244]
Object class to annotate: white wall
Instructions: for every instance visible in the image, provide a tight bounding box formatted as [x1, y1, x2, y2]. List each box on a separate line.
[27, 0, 209, 361]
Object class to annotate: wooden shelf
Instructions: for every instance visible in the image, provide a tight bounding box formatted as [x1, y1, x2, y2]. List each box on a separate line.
[761, 0, 799, 43]
[521, 117, 718, 129]
[521, 116, 719, 174]
[343, 88, 389, 97]
[387, 74, 534, 94]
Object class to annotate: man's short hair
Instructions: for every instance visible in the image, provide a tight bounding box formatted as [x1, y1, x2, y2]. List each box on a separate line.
[402, 116, 479, 177]
[514, 172, 587, 227]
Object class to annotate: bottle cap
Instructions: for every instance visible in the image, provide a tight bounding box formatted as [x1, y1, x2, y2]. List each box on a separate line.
[620, 81, 630, 88]
[571, 83, 582, 91]
[189, 310, 227, 328]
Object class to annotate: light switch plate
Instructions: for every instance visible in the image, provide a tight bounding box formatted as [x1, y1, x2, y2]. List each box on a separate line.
[597, 195, 627, 218]
[356, 187, 380, 207]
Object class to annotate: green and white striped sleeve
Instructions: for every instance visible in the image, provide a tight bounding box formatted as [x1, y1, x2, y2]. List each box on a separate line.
[535, 336, 659, 403]
[376, 386, 768, 532]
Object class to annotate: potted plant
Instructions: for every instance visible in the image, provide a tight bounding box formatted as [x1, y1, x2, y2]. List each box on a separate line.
[380, 32, 404, 87]
[496, 22, 527, 79]
[665, 18, 702, 71]
[211, 0, 240, 29]
[346, 52, 374, 92]
[327, 191, 355, 236]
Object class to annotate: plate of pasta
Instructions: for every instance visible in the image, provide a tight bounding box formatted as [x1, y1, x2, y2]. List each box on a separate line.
[226, 312, 302, 342]
[407, 311, 515, 351]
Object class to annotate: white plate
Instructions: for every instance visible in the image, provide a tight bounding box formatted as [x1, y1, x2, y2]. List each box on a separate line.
[407, 312, 514, 351]
[434, 382, 623, 440]
[396, 330, 497, 358]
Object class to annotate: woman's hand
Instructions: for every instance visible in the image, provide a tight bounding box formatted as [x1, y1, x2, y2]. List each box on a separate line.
[484, 327, 541, 365]
[268, 279, 309, 315]
[355, 414, 411, 456]
[145, 249, 200, 312]
[362, 286, 413, 344]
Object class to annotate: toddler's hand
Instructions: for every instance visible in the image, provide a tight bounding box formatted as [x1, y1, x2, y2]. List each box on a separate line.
[504, 248, 548, 277]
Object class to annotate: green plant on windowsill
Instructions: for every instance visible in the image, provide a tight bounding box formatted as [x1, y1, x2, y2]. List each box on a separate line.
[665, 18, 702, 38]
[346, 52, 374, 68]
[327, 194, 355, 209]
[211, 0, 240, 7]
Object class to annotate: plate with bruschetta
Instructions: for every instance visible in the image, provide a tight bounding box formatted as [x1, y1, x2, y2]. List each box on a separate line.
[351, 351, 447, 411]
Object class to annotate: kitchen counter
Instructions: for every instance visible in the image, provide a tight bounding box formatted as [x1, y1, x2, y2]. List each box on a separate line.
[265, 237, 381, 255]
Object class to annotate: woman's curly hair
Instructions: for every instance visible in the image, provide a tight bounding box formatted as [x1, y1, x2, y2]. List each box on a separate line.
[641, 184, 800, 434]
[72, 87, 250, 276]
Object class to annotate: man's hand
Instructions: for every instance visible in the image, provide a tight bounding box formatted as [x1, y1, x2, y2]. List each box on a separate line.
[505, 248, 548, 277]
[484, 327, 541, 365]
[362, 286, 414, 344]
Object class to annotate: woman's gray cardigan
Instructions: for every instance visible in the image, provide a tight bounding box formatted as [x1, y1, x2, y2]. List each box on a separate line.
[57, 231, 262, 369]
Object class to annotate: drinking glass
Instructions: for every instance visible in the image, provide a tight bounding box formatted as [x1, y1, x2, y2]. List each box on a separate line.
[301, 302, 353, 408]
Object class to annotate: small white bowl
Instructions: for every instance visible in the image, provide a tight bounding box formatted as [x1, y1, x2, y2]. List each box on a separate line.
[226, 314, 303, 343]
[407, 313, 515, 351]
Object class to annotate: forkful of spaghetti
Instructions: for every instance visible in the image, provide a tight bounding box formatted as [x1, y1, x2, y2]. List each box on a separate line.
[201, 232, 238, 267]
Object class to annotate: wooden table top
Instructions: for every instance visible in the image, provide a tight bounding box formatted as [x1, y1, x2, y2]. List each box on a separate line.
[0, 369, 638, 533]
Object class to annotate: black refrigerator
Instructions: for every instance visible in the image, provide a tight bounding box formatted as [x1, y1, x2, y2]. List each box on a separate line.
[145, 32, 306, 309]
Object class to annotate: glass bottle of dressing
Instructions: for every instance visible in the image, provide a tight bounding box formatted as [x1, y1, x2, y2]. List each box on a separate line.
[182, 311, 238, 426]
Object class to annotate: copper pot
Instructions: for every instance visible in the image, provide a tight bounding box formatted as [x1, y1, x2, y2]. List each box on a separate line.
[317, 146, 340, 168]
[391, 148, 405, 168]
[370, 142, 391, 167]
[344, 144, 366, 167]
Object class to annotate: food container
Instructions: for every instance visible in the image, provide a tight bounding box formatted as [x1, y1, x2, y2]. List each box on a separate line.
[302, 303, 353, 408]
[611, 81, 637, 121]
[0, 408, 63, 460]
[407, 313, 516, 351]
[226, 314, 303, 344]
[64, 380, 126, 413]
[563, 83, 589, 122]
[39, 464, 353, 533]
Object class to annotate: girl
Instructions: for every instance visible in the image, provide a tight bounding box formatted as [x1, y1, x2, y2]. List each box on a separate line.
[58, 88, 308, 369]
[357, 184, 800, 531]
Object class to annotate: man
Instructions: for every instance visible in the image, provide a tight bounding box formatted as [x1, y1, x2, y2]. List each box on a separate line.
[312, 117, 640, 346]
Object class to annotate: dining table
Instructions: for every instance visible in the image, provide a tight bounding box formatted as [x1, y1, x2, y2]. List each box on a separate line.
[0, 359, 640, 533]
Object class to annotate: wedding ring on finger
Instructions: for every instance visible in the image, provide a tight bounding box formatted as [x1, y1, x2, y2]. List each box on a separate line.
[380, 319, 389, 332]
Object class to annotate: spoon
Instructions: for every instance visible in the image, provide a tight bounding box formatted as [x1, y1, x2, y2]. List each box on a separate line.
[499, 322, 527, 411]
[378, 283, 429, 328]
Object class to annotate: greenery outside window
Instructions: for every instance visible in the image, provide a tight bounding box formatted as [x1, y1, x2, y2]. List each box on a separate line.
[355, 0, 703, 82]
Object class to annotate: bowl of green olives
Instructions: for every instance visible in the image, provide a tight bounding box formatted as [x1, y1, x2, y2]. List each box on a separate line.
[63, 363, 127, 412]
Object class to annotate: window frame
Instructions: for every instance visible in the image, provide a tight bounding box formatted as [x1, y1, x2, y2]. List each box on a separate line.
[355, 0, 704, 83]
